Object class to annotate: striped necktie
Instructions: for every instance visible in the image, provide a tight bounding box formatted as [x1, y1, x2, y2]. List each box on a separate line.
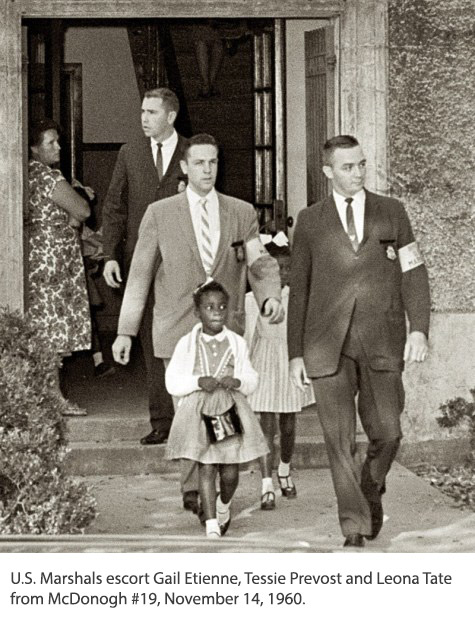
[199, 198, 214, 275]
[345, 197, 359, 252]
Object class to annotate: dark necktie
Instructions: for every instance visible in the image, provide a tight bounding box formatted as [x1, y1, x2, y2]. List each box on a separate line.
[155, 142, 163, 181]
[345, 197, 359, 252]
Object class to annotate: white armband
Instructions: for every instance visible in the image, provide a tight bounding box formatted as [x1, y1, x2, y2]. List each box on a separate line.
[246, 237, 268, 267]
[398, 242, 424, 273]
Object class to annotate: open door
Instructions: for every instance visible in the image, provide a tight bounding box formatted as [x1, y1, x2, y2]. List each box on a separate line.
[305, 24, 336, 204]
[60, 63, 83, 182]
[253, 19, 286, 234]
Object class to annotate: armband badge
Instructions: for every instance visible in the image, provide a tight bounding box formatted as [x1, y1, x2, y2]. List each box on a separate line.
[398, 242, 424, 272]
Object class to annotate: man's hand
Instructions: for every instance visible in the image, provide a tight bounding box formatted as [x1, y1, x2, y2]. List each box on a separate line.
[218, 376, 241, 390]
[103, 260, 122, 288]
[112, 335, 132, 365]
[262, 297, 285, 324]
[404, 331, 429, 364]
[289, 357, 311, 392]
[198, 376, 220, 392]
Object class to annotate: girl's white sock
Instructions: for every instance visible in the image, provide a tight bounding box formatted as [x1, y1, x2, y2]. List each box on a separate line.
[216, 495, 231, 525]
[278, 461, 291, 477]
[205, 519, 221, 538]
[261, 477, 274, 495]
[93, 352, 103, 367]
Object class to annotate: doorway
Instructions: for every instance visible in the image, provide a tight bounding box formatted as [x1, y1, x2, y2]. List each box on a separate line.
[24, 17, 298, 415]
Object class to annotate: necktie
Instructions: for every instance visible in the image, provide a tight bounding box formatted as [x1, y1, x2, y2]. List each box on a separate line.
[155, 142, 163, 181]
[200, 198, 214, 275]
[345, 197, 359, 252]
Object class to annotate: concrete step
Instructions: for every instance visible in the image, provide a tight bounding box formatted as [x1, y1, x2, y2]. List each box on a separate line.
[64, 434, 370, 476]
[65, 404, 323, 443]
[64, 412, 324, 442]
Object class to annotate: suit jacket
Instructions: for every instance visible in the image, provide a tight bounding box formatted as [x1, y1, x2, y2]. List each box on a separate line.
[102, 134, 187, 268]
[288, 190, 430, 377]
[118, 191, 281, 357]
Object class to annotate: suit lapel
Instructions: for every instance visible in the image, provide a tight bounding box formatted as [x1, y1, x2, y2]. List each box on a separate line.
[360, 189, 378, 249]
[212, 193, 232, 272]
[324, 195, 356, 254]
[176, 192, 203, 267]
[140, 137, 159, 182]
[161, 134, 184, 184]
[324, 191, 379, 253]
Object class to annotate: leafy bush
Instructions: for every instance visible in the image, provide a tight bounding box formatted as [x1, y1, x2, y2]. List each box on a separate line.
[437, 389, 475, 452]
[0, 308, 96, 533]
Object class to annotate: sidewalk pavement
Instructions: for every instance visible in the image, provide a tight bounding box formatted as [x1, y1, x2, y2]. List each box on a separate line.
[72, 462, 473, 553]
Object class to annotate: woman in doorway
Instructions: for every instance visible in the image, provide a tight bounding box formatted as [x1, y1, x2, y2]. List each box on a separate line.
[28, 118, 91, 416]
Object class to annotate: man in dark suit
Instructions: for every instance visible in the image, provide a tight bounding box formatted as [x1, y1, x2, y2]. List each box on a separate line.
[102, 87, 187, 450]
[288, 135, 430, 548]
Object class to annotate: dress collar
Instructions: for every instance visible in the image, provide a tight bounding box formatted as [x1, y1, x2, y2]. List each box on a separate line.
[200, 327, 227, 343]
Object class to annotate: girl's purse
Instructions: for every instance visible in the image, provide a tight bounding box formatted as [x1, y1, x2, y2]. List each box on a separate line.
[202, 404, 243, 443]
[198, 334, 243, 443]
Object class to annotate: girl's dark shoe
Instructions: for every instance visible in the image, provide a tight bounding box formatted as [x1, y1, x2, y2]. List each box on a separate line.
[344, 533, 365, 548]
[277, 474, 297, 498]
[218, 513, 231, 536]
[260, 491, 275, 510]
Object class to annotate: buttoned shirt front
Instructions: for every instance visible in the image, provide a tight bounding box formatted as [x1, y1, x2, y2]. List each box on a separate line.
[186, 186, 221, 269]
[151, 130, 178, 177]
[333, 188, 366, 243]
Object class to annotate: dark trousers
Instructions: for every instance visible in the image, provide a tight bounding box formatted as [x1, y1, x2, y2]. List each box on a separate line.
[312, 323, 402, 537]
[138, 291, 174, 434]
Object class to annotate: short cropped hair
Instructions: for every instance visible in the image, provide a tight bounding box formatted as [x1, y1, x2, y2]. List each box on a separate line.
[183, 133, 219, 161]
[322, 135, 359, 166]
[29, 118, 61, 149]
[143, 87, 180, 114]
[193, 280, 229, 308]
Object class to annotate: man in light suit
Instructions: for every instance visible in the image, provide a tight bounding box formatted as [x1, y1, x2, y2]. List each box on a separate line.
[112, 133, 283, 514]
[288, 135, 430, 548]
[102, 87, 187, 448]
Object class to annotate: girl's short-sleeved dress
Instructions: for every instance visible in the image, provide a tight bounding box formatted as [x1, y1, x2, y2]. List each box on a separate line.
[28, 160, 91, 354]
[166, 335, 268, 464]
[246, 285, 315, 413]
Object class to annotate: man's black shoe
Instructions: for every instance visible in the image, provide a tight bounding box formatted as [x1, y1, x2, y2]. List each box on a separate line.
[343, 533, 365, 548]
[140, 430, 168, 445]
[183, 490, 200, 514]
[365, 500, 384, 540]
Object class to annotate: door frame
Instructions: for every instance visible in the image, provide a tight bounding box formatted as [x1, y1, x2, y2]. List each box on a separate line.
[1, 0, 389, 312]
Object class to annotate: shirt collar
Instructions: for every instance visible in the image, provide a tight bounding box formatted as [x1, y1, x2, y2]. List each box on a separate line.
[200, 327, 227, 342]
[333, 188, 366, 206]
[186, 185, 218, 208]
[151, 129, 177, 149]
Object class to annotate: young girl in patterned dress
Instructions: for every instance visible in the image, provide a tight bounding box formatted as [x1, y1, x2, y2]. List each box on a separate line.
[245, 238, 315, 511]
[165, 281, 268, 539]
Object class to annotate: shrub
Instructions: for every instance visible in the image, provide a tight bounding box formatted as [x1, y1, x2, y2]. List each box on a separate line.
[0, 308, 96, 533]
[437, 389, 475, 455]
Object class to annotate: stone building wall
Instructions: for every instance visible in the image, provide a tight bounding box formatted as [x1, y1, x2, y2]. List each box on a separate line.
[388, 0, 475, 441]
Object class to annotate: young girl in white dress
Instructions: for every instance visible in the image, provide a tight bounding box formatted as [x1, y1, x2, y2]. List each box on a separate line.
[165, 280, 268, 538]
[245, 238, 315, 511]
